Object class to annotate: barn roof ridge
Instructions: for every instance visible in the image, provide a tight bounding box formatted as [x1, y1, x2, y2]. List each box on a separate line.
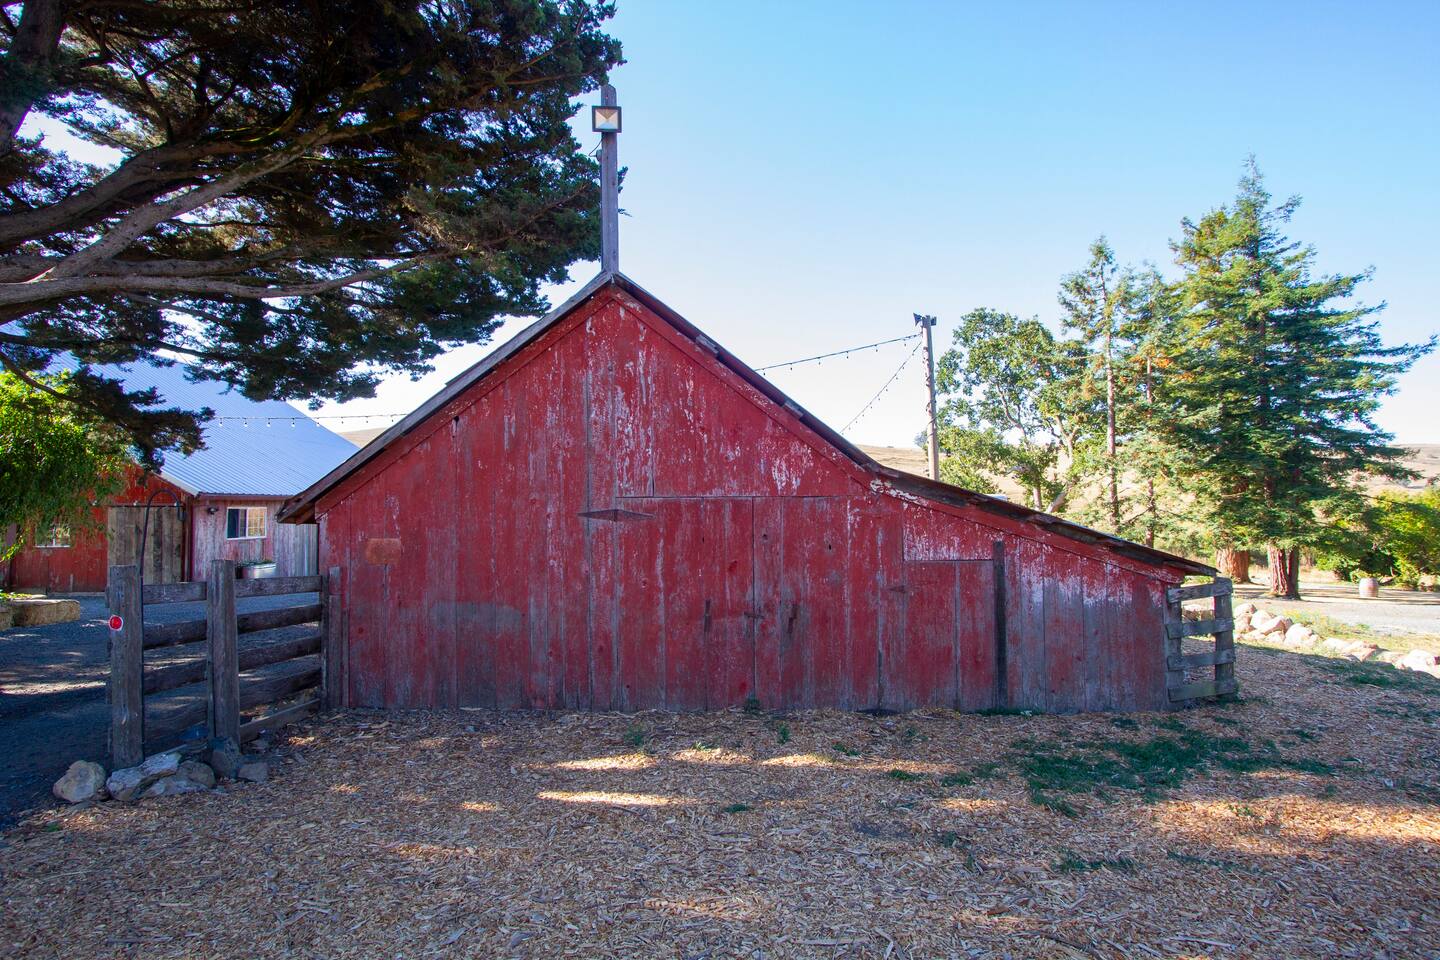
[278, 272, 1212, 575]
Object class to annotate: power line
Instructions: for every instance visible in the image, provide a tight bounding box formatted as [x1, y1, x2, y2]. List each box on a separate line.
[756, 334, 919, 373]
[842, 341, 924, 433]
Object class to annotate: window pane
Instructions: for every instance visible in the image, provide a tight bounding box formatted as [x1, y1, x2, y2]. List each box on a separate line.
[226, 509, 241, 538]
[246, 508, 266, 538]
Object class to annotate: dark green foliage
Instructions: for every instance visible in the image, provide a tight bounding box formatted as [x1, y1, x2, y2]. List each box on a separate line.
[0, 371, 130, 557]
[621, 725, 645, 748]
[719, 802, 752, 815]
[1315, 489, 1440, 587]
[832, 742, 860, 757]
[938, 762, 1000, 788]
[885, 768, 924, 782]
[0, 2, 622, 460]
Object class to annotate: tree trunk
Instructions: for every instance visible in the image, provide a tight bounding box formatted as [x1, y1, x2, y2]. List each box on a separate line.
[1216, 547, 1251, 584]
[1266, 544, 1300, 598]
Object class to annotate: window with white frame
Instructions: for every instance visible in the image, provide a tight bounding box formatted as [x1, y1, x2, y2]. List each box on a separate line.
[225, 506, 267, 540]
[35, 523, 71, 548]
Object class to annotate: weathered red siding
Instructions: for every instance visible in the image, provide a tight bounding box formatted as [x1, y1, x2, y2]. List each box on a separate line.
[189, 498, 318, 578]
[5, 471, 189, 594]
[310, 286, 1190, 714]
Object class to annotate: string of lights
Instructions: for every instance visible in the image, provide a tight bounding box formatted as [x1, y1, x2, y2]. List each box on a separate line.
[841, 341, 923, 433]
[210, 413, 407, 427]
[755, 333, 919, 373]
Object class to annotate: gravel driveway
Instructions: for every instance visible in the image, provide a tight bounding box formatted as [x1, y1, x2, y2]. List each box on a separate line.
[1233, 581, 1440, 639]
[0, 592, 316, 827]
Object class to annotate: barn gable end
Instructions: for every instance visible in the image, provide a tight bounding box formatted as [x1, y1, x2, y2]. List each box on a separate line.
[285, 273, 1211, 714]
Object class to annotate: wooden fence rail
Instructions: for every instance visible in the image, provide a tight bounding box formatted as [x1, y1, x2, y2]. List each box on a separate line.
[107, 559, 327, 768]
[1164, 576, 1237, 705]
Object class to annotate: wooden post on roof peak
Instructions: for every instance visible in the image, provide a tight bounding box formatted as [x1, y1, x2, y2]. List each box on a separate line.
[596, 83, 621, 273]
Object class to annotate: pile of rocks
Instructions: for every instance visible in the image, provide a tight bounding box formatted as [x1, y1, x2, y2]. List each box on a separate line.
[51, 736, 271, 806]
[1233, 601, 1440, 680]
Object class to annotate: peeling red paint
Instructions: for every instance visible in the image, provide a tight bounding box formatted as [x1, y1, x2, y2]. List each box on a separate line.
[312, 285, 1189, 714]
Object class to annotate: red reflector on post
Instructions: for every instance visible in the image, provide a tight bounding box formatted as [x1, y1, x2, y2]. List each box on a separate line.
[108, 615, 123, 631]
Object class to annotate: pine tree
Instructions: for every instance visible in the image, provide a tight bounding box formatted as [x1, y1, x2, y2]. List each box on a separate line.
[1162, 161, 1433, 598]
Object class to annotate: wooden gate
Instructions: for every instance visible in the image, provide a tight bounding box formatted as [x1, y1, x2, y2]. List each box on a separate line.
[1164, 576, 1237, 704]
[107, 505, 185, 583]
[106, 560, 337, 768]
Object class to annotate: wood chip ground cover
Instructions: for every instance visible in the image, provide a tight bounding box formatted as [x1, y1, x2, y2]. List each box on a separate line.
[3, 641, 1438, 959]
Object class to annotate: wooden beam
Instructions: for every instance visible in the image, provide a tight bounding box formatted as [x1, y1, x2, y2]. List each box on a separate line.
[1167, 678, 1239, 702]
[240, 695, 320, 743]
[142, 580, 206, 605]
[1213, 586, 1236, 690]
[322, 566, 343, 710]
[1167, 648, 1237, 671]
[143, 617, 207, 650]
[1165, 617, 1234, 640]
[206, 559, 240, 743]
[237, 602, 322, 636]
[992, 540, 1008, 709]
[107, 564, 144, 768]
[234, 574, 323, 599]
[1163, 579, 1185, 710]
[240, 660, 321, 711]
[1167, 578, 1233, 604]
[142, 630, 322, 696]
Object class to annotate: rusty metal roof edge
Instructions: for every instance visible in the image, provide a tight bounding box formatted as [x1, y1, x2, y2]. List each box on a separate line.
[277, 271, 1217, 576]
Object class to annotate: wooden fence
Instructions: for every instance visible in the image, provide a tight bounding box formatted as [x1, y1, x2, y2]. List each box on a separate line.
[1164, 576, 1237, 705]
[106, 559, 341, 769]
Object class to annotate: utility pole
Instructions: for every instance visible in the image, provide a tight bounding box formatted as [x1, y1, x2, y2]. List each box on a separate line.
[592, 84, 621, 273]
[915, 314, 940, 480]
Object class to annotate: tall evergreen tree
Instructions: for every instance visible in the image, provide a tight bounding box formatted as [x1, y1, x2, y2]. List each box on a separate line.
[1161, 161, 1432, 598]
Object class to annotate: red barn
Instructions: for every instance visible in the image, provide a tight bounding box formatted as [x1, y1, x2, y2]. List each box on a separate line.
[281, 273, 1216, 714]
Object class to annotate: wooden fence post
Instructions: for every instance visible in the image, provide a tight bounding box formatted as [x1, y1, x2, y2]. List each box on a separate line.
[206, 559, 239, 743]
[107, 564, 144, 768]
[321, 565, 344, 709]
[1212, 576, 1235, 693]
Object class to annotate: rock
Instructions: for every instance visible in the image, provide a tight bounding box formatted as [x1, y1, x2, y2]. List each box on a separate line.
[1375, 649, 1406, 665]
[250, 737, 271, 753]
[1235, 602, 1258, 618]
[177, 760, 217, 789]
[52, 761, 108, 804]
[106, 751, 180, 802]
[1252, 614, 1292, 637]
[8, 598, 81, 627]
[1398, 649, 1439, 672]
[141, 777, 209, 798]
[237, 761, 269, 783]
[0, 604, 13, 631]
[1346, 643, 1379, 662]
[1284, 624, 1316, 647]
[208, 737, 243, 779]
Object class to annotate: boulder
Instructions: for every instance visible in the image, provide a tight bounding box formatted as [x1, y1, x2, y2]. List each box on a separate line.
[1284, 624, 1316, 647]
[1398, 650, 1439, 672]
[0, 604, 13, 631]
[1375, 649, 1407, 665]
[208, 737, 243, 780]
[8, 598, 81, 627]
[1252, 614, 1292, 637]
[141, 777, 209, 799]
[52, 761, 108, 804]
[1346, 643, 1379, 662]
[177, 760, 217, 789]
[237, 760, 269, 783]
[1235, 601, 1258, 618]
[106, 751, 180, 802]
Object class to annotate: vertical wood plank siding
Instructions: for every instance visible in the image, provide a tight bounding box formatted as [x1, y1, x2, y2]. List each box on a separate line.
[313, 290, 1189, 713]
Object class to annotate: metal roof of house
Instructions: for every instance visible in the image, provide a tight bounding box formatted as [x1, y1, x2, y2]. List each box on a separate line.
[45, 354, 357, 498]
[278, 271, 1213, 576]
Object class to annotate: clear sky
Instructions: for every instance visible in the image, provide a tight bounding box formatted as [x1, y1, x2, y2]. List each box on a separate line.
[31, 2, 1440, 445]
[313, 0, 1440, 446]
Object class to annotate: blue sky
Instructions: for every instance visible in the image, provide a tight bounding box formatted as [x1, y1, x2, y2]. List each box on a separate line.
[317, 0, 1440, 445]
[27, 2, 1440, 444]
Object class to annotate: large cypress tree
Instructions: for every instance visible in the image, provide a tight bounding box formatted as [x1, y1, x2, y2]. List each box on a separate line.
[1162, 161, 1432, 598]
[0, 1, 621, 463]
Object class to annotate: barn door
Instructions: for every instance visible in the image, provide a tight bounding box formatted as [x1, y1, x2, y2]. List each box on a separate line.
[887, 559, 998, 711]
[106, 505, 185, 584]
[612, 498, 755, 710]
